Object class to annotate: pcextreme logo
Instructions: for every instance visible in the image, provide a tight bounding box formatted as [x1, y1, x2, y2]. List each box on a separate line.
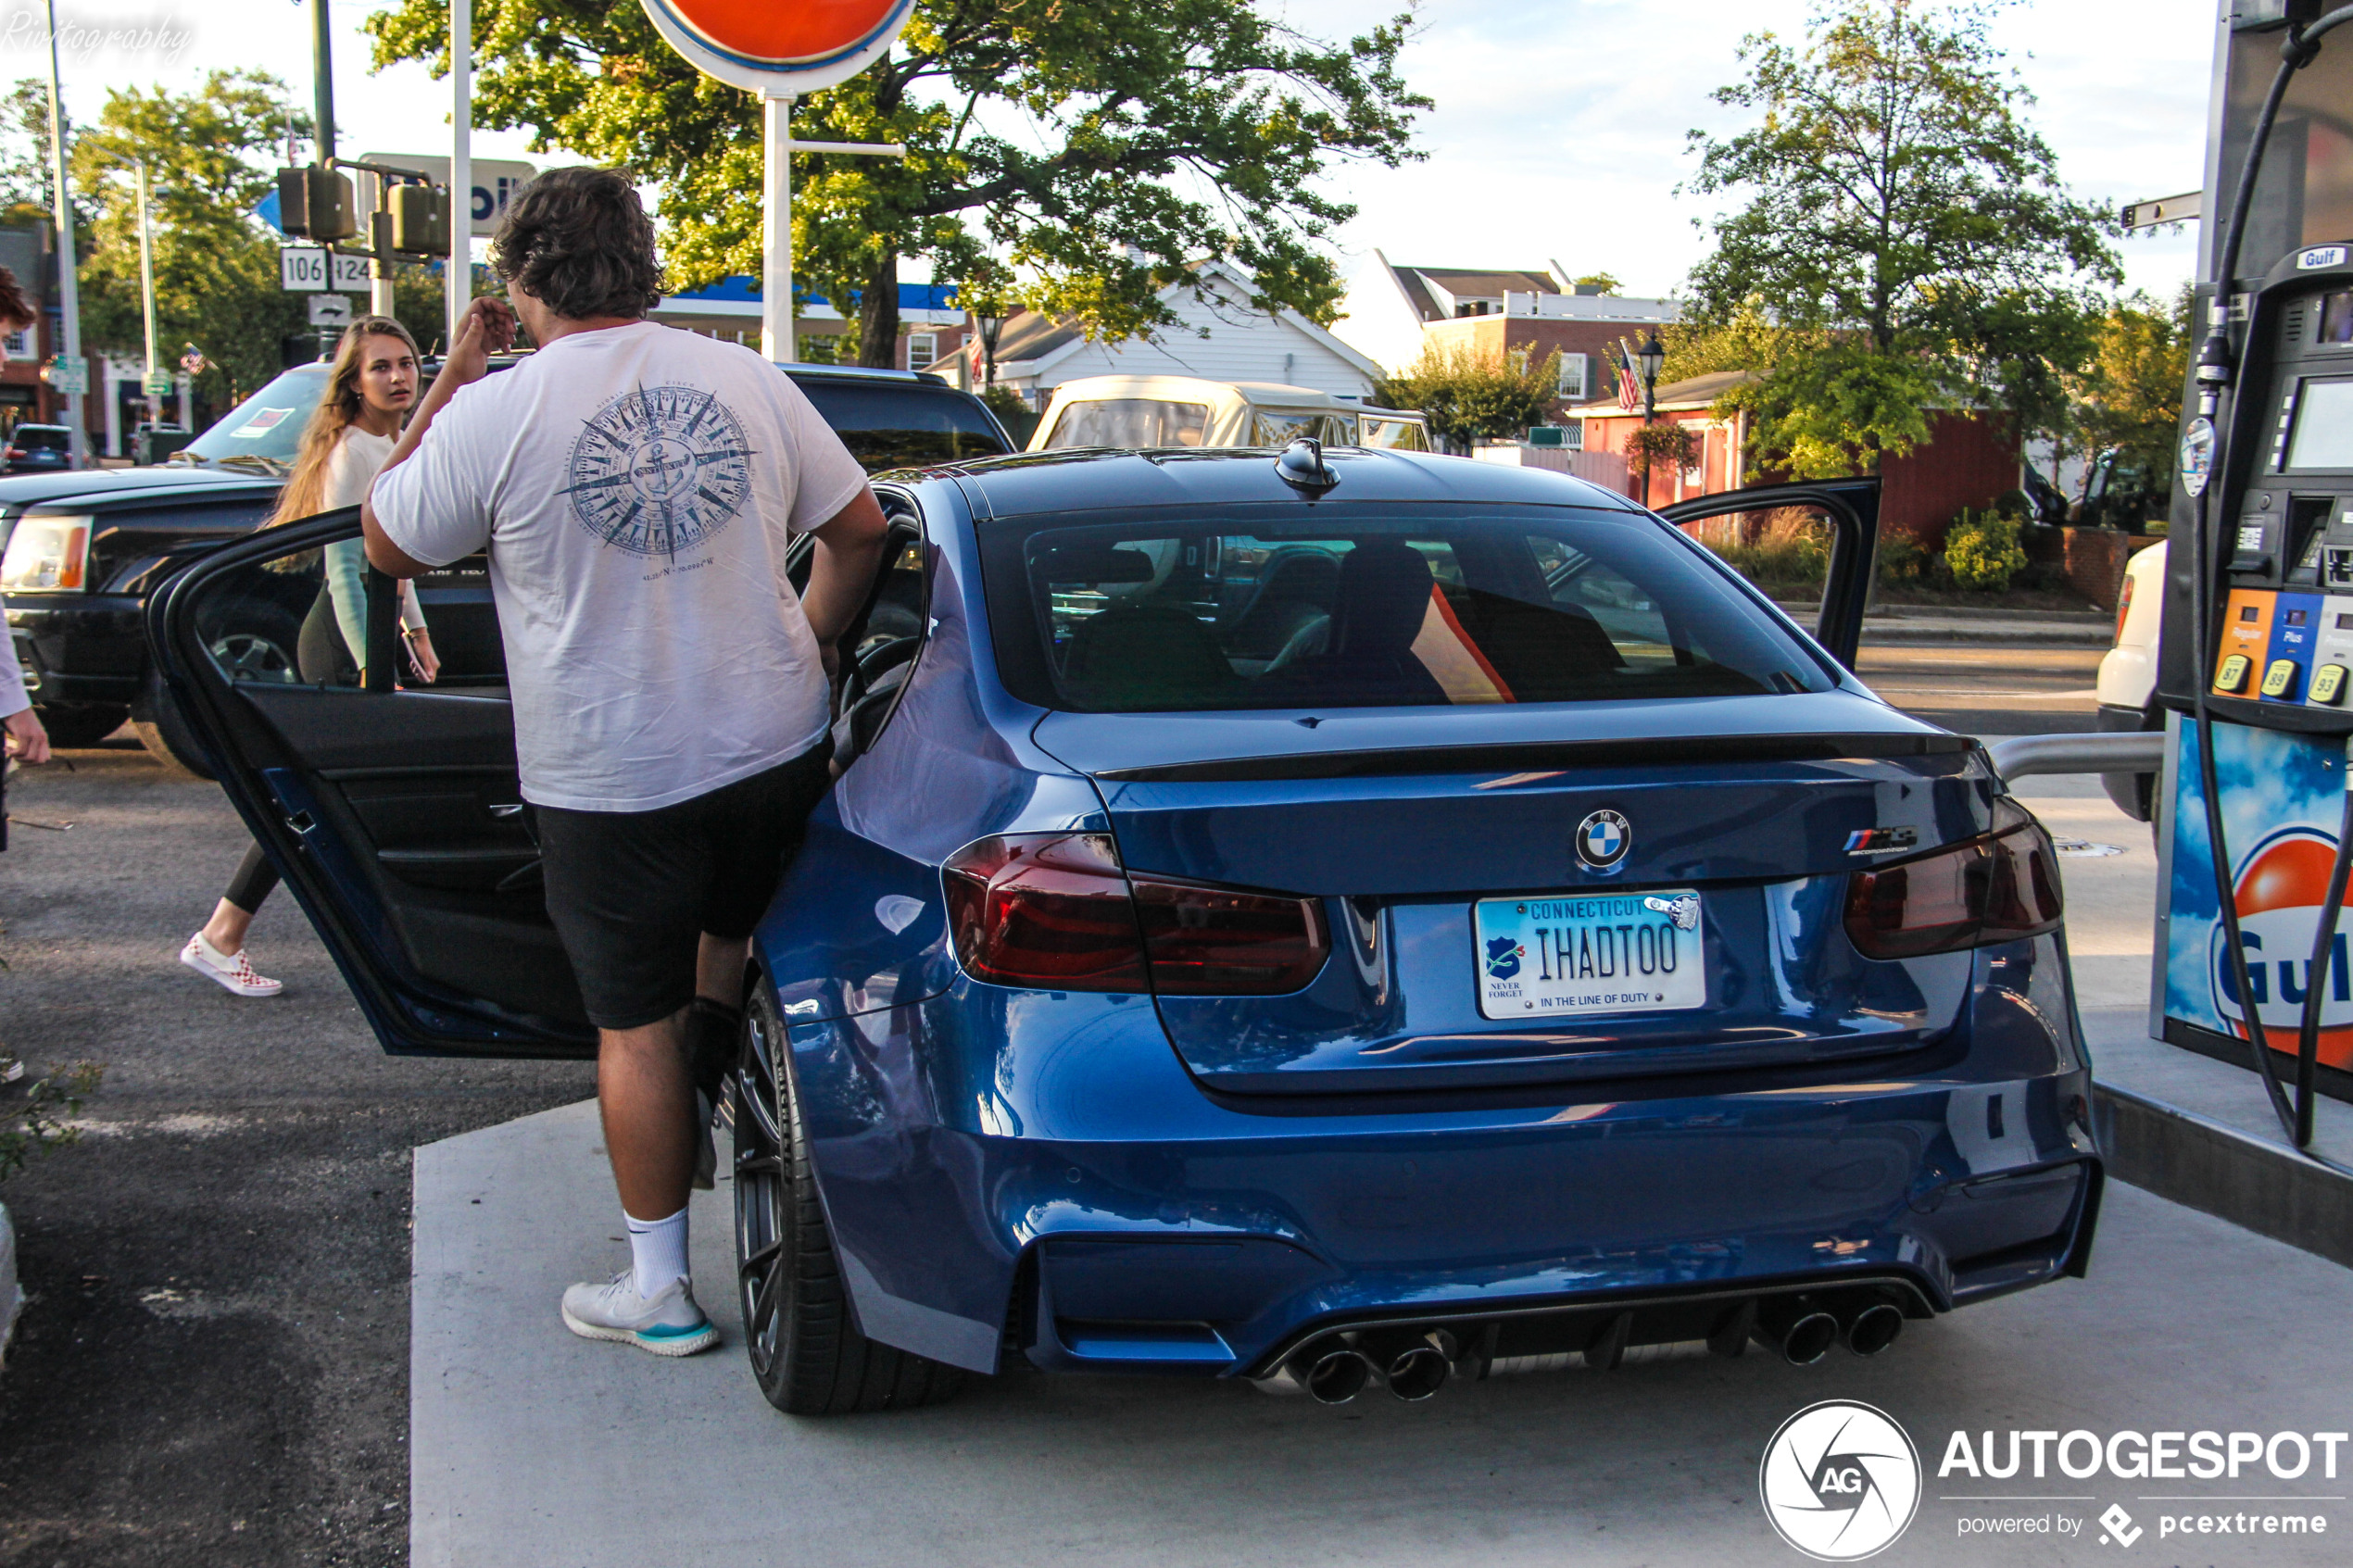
[1760, 1400, 1923, 1561]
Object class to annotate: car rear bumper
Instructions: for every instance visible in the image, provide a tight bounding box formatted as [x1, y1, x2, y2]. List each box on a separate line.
[782, 935, 2102, 1378]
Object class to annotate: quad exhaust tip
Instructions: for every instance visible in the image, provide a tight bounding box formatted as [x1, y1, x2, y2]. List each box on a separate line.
[1254, 1293, 1910, 1399]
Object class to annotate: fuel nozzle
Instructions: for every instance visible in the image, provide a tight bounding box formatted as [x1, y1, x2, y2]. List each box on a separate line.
[2194, 328, 2234, 419]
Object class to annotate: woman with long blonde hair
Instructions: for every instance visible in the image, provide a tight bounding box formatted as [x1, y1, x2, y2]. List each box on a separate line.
[178, 316, 441, 997]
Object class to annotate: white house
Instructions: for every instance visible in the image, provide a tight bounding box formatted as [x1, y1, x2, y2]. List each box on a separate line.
[963, 261, 1385, 409]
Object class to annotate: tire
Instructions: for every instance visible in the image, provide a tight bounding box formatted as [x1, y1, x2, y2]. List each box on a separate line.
[34, 702, 130, 747]
[131, 667, 215, 780]
[733, 985, 965, 1414]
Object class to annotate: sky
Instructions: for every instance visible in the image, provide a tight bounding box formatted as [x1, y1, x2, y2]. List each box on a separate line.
[4, 0, 2221, 303]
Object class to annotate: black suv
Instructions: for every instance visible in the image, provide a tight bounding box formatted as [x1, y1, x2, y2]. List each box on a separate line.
[5, 358, 1012, 773]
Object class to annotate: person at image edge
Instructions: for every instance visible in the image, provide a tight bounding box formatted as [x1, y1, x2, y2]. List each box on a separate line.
[362, 167, 888, 1357]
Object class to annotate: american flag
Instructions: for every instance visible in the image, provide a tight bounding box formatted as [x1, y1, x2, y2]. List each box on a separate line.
[1612, 339, 1641, 412]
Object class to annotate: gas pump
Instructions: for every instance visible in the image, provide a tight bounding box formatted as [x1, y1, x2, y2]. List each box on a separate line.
[2155, 2, 2353, 1167]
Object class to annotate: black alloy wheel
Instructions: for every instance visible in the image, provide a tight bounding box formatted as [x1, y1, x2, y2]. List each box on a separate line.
[733, 985, 965, 1414]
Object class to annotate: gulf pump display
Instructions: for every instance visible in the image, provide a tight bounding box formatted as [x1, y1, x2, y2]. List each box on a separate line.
[2156, 1, 2353, 1163]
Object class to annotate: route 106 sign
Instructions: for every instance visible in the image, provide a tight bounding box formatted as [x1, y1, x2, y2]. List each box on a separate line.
[636, 0, 913, 94]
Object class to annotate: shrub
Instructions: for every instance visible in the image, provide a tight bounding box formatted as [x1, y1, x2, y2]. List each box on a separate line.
[1877, 533, 1928, 587]
[1944, 508, 2028, 593]
[1625, 420, 1704, 478]
[0, 1050, 102, 1185]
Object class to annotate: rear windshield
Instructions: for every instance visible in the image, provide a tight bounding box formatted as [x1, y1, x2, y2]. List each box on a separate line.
[15, 427, 68, 451]
[178, 365, 330, 471]
[792, 381, 1010, 472]
[1042, 398, 1211, 450]
[982, 507, 1832, 712]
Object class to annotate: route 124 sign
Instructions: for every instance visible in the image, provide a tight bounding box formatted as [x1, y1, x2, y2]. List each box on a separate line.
[636, 0, 914, 94]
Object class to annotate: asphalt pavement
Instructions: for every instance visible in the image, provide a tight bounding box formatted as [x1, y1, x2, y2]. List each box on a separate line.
[0, 737, 593, 1566]
[0, 647, 2250, 1568]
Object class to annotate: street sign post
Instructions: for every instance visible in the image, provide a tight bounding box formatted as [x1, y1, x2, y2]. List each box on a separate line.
[635, 0, 912, 361]
[308, 295, 354, 328]
[40, 358, 87, 396]
[281, 245, 327, 291]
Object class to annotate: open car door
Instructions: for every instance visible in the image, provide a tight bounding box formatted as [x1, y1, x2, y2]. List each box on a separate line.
[146, 502, 926, 1059]
[1658, 478, 1880, 672]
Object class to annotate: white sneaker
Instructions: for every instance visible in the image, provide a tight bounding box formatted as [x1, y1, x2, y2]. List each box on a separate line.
[560, 1270, 718, 1357]
[179, 932, 283, 998]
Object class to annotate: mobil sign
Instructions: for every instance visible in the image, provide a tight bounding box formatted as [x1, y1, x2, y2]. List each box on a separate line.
[637, 0, 913, 93]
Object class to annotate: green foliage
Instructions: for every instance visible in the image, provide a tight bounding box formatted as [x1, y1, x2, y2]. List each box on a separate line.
[1681, 0, 2118, 479]
[2070, 285, 2193, 491]
[1877, 531, 1929, 587]
[62, 71, 336, 406]
[1944, 508, 2028, 592]
[367, 0, 1428, 366]
[0, 1049, 102, 1185]
[1571, 271, 1622, 295]
[1625, 420, 1703, 477]
[978, 383, 1039, 447]
[1374, 340, 1562, 446]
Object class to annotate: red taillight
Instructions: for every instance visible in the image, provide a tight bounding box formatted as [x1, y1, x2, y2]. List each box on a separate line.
[942, 833, 1327, 994]
[1134, 876, 1328, 994]
[1843, 801, 2063, 960]
[2113, 571, 2134, 646]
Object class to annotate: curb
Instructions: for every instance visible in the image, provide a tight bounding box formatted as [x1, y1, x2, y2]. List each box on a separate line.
[2092, 1082, 2353, 1271]
[1859, 627, 2114, 646]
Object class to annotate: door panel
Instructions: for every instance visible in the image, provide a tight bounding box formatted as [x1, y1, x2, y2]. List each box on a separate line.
[149, 510, 592, 1057]
[1661, 479, 1881, 671]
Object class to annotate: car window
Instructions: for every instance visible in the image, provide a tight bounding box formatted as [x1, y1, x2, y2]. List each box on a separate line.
[789, 380, 1011, 473]
[178, 366, 331, 470]
[17, 427, 69, 451]
[984, 509, 1832, 713]
[1361, 417, 1429, 452]
[1042, 399, 1209, 449]
[1252, 409, 1340, 446]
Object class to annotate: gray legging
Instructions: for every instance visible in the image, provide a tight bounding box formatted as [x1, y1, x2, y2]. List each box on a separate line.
[220, 584, 359, 916]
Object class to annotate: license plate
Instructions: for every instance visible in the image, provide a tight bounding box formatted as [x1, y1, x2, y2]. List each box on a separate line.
[1475, 890, 1706, 1020]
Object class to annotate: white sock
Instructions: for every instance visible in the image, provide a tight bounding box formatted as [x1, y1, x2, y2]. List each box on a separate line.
[624, 1206, 689, 1298]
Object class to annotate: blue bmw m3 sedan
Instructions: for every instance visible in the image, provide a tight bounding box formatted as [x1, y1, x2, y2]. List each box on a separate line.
[154, 439, 2101, 1415]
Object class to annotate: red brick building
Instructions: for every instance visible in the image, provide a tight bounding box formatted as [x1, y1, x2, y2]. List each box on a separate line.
[0, 220, 67, 437]
[1569, 370, 2022, 545]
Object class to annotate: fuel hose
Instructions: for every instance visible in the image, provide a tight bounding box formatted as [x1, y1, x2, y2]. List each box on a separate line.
[2188, 6, 2353, 1174]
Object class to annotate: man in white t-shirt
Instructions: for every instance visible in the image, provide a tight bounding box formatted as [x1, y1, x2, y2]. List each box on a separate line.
[363, 168, 887, 1356]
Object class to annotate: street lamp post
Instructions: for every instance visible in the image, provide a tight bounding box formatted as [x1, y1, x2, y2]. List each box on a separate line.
[42, 0, 85, 467]
[133, 159, 158, 425]
[971, 307, 1005, 390]
[1635, 326, 1666, 503]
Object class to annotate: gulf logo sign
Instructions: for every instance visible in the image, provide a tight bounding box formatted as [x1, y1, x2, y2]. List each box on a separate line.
[2208, 826, 2353, 1070]
[637, 0, 913, 94]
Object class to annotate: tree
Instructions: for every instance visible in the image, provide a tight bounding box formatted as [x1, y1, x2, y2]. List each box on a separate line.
[2069, 285, 2192, 491]
[69, 72, 319, 407]
[367, 0, 1427, 366]
[1681, 0, 2118, 480]
[1375, 340, 1561, 448]
[1571, 271, 1621, 295]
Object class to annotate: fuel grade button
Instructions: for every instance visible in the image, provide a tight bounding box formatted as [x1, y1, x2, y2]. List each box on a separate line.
[2313, 662, 2348, 705]
[2262, 658, 2301, 698]
[2215, 653, 2253, 693]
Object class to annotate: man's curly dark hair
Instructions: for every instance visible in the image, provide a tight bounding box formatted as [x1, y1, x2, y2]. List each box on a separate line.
[488, 167, 664, 321]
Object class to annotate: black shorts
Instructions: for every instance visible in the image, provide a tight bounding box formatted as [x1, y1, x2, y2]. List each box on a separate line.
[535, 741, 834, 1030]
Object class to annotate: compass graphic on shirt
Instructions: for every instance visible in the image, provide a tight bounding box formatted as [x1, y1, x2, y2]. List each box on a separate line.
[562, 384, 756, 558]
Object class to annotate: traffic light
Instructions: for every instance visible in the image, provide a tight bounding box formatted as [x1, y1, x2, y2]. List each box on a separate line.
[276, 165, 356, 243]
[389, 182, 451, 258]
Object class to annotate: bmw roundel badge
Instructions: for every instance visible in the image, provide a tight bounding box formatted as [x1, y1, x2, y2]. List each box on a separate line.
[1575, 809, 1631, 871]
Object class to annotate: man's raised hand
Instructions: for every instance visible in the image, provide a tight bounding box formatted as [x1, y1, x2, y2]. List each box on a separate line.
[446, 296, 518, 385]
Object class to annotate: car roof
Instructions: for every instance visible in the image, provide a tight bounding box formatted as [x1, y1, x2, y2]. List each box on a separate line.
[929, 446, 1642, 520]
[12, 423, 69, 433]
